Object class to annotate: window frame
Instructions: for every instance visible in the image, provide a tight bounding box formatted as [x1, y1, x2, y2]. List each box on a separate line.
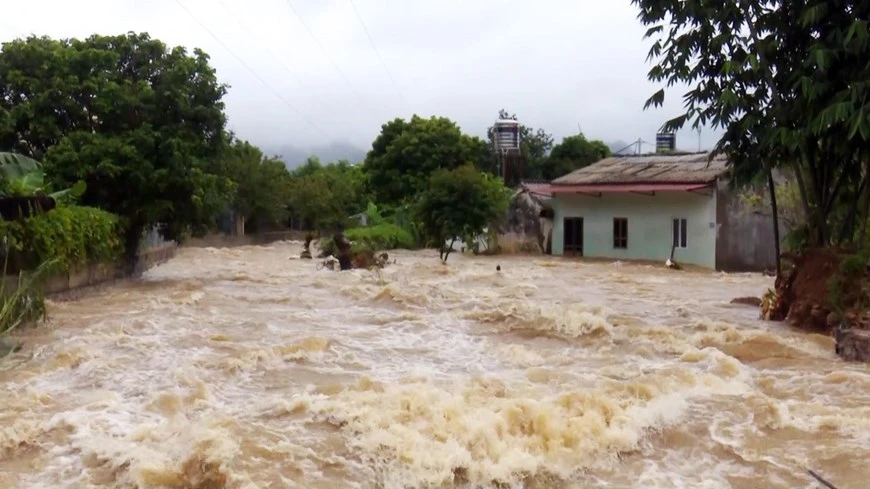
[612, 217, 628, 249]
[672, 218, 688, 249]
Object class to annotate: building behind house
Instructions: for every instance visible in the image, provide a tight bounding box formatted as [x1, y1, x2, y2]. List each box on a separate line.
[540, 152, 780, 272]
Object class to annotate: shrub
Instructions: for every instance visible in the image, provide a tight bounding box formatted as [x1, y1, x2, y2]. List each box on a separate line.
[1, 205, 123, 272]
[346, 223, 415, 251]
[413, 165, 510, 261]
[1, 257, 53, 335]
[318, 223, 415, 257]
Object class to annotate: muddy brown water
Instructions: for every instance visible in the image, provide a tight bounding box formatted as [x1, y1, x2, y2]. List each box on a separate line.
[1, 243, 868, 489]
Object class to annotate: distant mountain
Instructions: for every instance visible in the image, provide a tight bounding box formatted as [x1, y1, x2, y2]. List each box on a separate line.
[262, 141, 368, 169]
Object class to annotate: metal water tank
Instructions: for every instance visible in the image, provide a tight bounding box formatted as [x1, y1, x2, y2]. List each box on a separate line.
[656, 132, 676, 153]
[493, 119, 521, 152]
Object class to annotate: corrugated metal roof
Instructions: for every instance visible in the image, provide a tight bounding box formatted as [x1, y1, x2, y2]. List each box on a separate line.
[547, 182, 713, 194]
[551, 152, 729, 185]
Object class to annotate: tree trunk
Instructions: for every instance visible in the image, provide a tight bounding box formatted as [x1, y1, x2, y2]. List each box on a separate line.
[791, 160, 813, 226]
[767, 169, 782, 277]
[791, 160, 821, 246]
[123, 221, 146, 276]
[860, 161, 870, 247]
[442, 238, 456, 262]
[837, 175, 867, 246]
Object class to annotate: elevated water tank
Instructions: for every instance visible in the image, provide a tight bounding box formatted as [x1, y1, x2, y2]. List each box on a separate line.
[656, 132, 676, 153]
[493, 119, 521, 152]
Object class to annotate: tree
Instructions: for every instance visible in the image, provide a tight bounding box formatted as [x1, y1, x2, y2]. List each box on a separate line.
[0, 32, 232, 264]
[545, 132, 611, 180]
[211, 137, 293, 228]
[461, 134, 493, 174]
[486, 109, 554, 180]
[363, 115, 490, 207]
[634, 0, 870, 252]
[413, 164, 510, 262]
[286, 157, 368, 230]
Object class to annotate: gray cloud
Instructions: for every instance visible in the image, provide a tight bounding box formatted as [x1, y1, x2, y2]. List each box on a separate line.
[2, 0, 722, 162]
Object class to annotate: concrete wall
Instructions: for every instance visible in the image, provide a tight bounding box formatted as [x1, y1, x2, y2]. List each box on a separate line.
[715, 181, 781, 272]
[2, 243, 177, 299]
[551, 190, 718, 268]
[183, 230, 309, 248]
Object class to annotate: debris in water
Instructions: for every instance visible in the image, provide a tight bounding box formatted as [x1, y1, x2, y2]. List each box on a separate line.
[300, 233, 314, 259]
[317, 256, 339, 271]
[808, 469, 839, 489]
[333, 232, 353, 270]
[730, 296, 762, 307]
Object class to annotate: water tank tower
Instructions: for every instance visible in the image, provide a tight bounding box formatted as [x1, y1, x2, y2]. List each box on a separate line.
[493, 118, 521, 153]
[492, 118, 522, 187]
[656, 132, 676, 153]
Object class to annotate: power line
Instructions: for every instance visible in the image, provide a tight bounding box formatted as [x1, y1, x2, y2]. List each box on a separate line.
[216, 0, 331, 112]
[174, 0, 333, 140]
[346, 0, 410, 114]
[280, 0, 378, 113]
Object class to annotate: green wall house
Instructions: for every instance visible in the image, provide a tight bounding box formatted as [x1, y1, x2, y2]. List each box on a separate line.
[542, 153, 780, 272]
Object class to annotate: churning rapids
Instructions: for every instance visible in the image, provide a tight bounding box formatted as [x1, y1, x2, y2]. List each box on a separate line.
[1, 243, 869, 489]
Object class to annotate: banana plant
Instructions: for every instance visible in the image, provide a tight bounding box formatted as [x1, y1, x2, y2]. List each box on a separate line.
[0, 152, 86, 203]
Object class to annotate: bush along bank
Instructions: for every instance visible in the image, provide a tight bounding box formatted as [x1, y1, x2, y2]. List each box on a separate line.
[0, 204, 123, 274]
[0, 205, 123, 341]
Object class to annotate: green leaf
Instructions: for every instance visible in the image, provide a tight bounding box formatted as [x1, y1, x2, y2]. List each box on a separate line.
[644, 88, 666, 110]
[644, 25, 664, 39]
[748, 53, 759, 71]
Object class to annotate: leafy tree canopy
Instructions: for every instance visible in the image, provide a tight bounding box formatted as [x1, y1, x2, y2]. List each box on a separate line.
[286, 156, 369, 231]
[414, 164, 510, 261]
[210, 136, 292, 225]
[363, 115, 489, 207]
[634, 0, 870, 246]
[0, 32, 231, 256]
[546, 132, 611, 180]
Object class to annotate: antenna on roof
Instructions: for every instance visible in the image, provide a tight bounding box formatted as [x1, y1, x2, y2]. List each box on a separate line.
[614, 138, 655, 156]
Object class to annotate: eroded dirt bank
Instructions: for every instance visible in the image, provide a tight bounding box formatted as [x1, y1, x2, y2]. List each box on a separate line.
[1, 243, 868, 489]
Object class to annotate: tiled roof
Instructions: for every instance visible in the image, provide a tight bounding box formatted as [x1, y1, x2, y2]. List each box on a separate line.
[551, 152, 729, 185]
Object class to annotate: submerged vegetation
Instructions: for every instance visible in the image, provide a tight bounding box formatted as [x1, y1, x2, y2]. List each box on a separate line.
[0, 255, 54, 339]
[345, 223, 415, 253]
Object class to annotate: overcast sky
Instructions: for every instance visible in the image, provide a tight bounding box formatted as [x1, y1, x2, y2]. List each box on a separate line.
[1, 0, 722, 155]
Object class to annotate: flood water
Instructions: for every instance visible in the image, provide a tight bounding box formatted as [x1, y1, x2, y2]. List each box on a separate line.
[1, 242, 868, 489]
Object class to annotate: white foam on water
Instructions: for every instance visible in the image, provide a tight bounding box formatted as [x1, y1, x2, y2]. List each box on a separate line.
[1, 245, 867, 489]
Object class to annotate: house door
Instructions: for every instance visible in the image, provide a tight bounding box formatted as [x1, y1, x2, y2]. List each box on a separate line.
[563, 217, 584, 256]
